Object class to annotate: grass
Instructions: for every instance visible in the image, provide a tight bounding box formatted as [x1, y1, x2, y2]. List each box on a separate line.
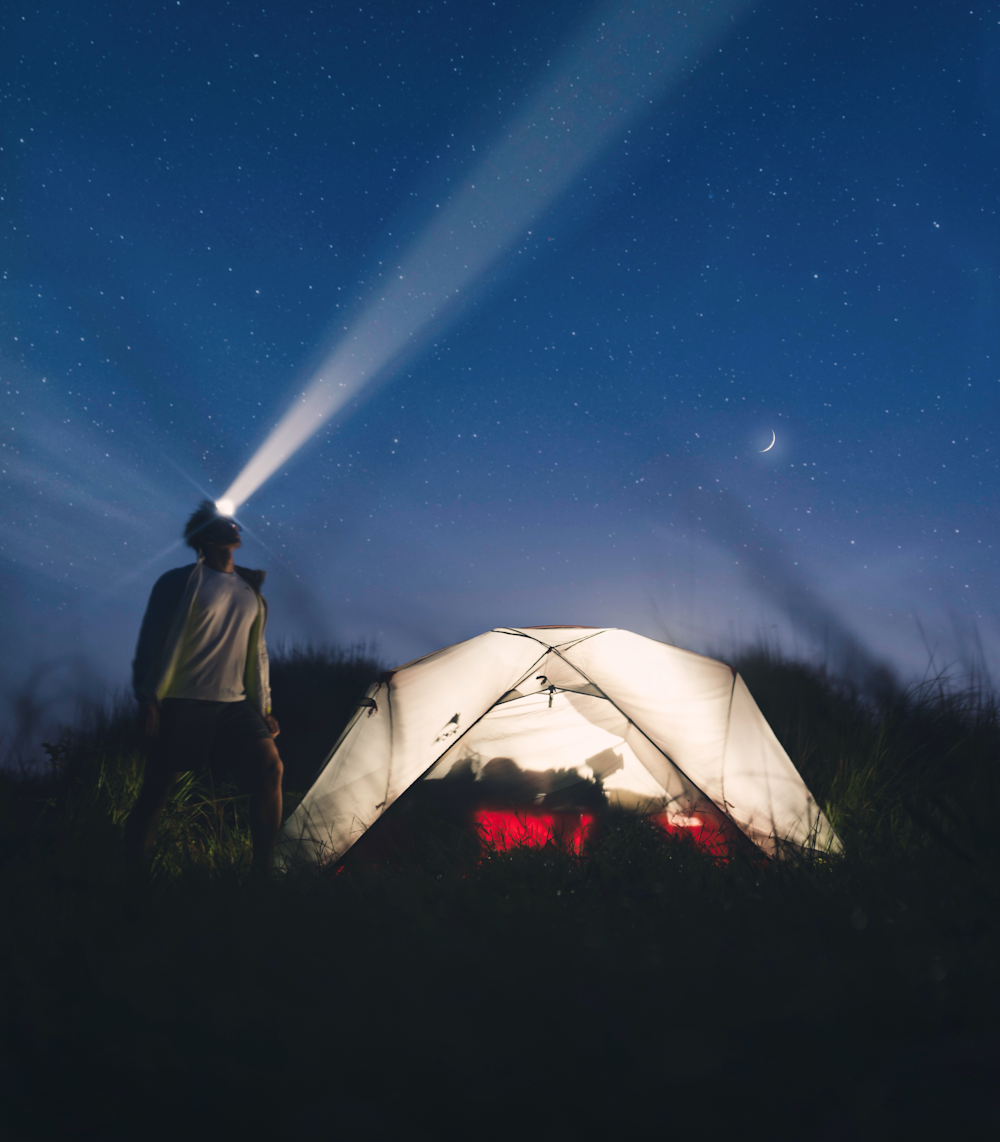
[1, 644, 999, 1139]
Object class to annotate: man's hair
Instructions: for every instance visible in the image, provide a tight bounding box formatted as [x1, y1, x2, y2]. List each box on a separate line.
[184, 499, 231, 551]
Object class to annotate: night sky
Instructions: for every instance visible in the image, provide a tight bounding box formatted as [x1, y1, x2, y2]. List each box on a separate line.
[2, 0, 998, 747]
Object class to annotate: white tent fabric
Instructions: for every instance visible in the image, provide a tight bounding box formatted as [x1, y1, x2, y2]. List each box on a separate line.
[277, 627, 841, 865]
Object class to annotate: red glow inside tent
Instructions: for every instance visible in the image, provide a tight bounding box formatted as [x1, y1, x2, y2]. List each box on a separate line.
[475, 810, 597, 854]
[474, 806, 740, 860]
[653, 809, 737, 860]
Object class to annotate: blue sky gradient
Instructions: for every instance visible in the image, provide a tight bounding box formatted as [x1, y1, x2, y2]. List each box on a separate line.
[2, 0, 998, 747]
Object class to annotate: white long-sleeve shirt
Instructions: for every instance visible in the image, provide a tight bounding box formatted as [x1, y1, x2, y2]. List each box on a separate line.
[162, 566, 261, 702]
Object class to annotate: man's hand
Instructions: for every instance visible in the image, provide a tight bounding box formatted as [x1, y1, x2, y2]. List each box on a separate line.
[141, 701, 160, 738]
[265, 713, 281, 738]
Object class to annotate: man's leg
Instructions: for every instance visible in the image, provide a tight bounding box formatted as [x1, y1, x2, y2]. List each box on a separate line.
[123, 760, 180, 867]
[247, 737, 284, 876]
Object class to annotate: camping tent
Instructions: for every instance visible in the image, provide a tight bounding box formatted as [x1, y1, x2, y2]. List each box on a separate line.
[277, 626, 841, 866]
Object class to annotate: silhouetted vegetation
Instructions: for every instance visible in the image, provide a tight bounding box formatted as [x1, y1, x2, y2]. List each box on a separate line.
[268, 641, 383, 791]
[1, 645, 998, 1139]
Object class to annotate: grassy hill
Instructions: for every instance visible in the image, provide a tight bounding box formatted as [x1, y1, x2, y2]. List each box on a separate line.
[1, 645, 998, 1139]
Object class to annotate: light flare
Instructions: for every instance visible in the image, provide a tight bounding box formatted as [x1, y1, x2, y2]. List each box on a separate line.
[221, 0, 756, 512]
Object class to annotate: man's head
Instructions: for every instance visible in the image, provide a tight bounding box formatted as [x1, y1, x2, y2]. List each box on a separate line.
[184, 499, 242, 555]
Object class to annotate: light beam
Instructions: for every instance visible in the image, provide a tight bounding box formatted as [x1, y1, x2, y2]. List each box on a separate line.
[221, 0, 756, 512]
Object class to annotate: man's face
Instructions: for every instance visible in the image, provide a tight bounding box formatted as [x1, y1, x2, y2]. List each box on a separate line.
[202, 517, 242, 549]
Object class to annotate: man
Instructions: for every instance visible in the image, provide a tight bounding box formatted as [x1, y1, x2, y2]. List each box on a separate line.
[124, 500, 283, 876]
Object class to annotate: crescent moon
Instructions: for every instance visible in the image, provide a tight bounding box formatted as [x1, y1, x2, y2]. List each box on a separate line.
[759, 430, 776, 453]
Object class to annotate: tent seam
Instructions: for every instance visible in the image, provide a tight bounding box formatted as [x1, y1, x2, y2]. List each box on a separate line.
[550, 641, 737, 827]
[719, 670, 736, 816]
[492, 627, 611, 653]
[382, 677, 395, 812]
[376, 647, 552, 814]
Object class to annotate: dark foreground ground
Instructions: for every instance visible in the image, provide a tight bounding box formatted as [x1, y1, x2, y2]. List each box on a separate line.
[1, 647, 999, 1140]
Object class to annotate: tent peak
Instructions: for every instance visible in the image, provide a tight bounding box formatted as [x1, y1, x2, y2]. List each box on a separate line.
[521, 625, 602, 630]
[492, 626, 614, 650]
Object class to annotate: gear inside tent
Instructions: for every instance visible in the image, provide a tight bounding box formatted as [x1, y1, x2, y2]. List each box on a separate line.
[276, 627, 841, 868]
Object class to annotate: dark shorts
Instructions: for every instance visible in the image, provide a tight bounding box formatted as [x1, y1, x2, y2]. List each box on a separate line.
[154, 698, 273, 773]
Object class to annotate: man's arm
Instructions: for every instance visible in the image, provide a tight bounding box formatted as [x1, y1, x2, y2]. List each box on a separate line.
[258, 627, 278, 736]
[131, 567, 191, 707]
[141, 701, 160, 737]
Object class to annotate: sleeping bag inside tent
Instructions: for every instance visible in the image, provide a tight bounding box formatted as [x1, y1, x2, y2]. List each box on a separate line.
[276, 627, 841, 867]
